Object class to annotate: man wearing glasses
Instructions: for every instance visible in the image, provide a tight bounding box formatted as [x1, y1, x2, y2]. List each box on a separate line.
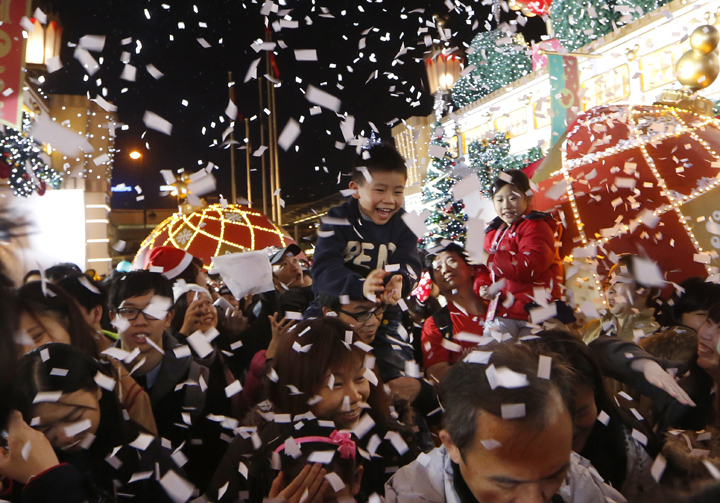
[320, 294, 384, 345]
[108, 270, 214, 488]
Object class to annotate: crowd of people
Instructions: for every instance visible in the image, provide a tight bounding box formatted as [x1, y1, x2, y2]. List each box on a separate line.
[0, 143, 719, 503]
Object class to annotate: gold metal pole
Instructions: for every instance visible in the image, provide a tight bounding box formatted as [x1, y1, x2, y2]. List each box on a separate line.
[270, 81, 281, 225]
[228, 71, 237, 204]
[245, 117, 252, 207]
[258, 68, 267, 216]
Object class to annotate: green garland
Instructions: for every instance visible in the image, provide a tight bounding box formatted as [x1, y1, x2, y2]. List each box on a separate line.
[0, 113, 62, 197]
[550, 0, 672, 52]
[469, 132, 543, 197]
[451, 29, 532, 110]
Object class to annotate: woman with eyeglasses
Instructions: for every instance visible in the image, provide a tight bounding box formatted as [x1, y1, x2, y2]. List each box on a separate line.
[13, 281, 157, 435]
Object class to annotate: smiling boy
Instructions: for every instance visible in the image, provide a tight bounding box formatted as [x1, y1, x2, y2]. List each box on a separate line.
[311, 143, 422, 388]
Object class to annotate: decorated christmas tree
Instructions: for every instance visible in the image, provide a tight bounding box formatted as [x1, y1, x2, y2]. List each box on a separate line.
[421, 126, 466, 247]
[550, 0, 671, 52]
[0, 113, 62, 197]
[469, 132, 543, 197]
[451, 29, 532, 109]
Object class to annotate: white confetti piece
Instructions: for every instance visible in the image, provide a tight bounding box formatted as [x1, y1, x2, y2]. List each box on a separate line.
[64, 418, 92, 437]
[308, 450, 336, 464]
[120, 64, 137, 81]
[306, 85, 341, 112]
[94, 371, 116, 391]
[159, 470, 194, 503]
[529, 303, 557, 324]
[295, 49, 318, 61]
[464, 351, 493, 364]
[480, 439, 501, 450]
[631, 429, 648, 446]
[325, 472, 345, 492]
[129, 433, 155, 451]
[293, 341, 313, 353]
[78, 34, 106, 52]
[352, 413, 375, 439]
[501, 403, 526, 419]
[46, 55, 63, 73]
[129, 471, 154, 483]
[225, 380, 243, 398]
[147, 64, 164, 79]
[143, 111, 173, 135]
[278, 118, 301, 151]
[187, 331, 214, 358]
[33, 391, 62, 403]
[401, 211, 429, 239]
[384, 431, 409, 455]
[537, 356, 552, 380]
[50, 367, 68, 376]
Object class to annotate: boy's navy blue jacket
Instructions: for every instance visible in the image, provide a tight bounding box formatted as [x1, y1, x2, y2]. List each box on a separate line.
[312, 198, 421, 301]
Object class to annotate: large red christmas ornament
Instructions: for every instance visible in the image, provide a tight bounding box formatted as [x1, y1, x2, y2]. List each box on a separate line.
[509, 0, 552, 16]
[533, 103, 720, 291]
[134, 204, 296, 269]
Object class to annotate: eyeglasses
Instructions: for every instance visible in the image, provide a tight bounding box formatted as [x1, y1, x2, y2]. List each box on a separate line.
[337, 305, 384, 323]
[115, 307, 162, 321]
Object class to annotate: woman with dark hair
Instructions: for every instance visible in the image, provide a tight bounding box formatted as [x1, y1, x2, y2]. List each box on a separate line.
[474, 169, 566, 338]
[641, 277, 720, 365]
[170, 282, 247, 421]
[206, 317, 419, 503]
[14, 282, 156, 434]
[11, 343, 186, 502]
[526, 330, 660, 499]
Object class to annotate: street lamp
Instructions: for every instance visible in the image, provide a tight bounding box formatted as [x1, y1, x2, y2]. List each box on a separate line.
[128, 151, 148, 228]
[425, 18, 463, 119]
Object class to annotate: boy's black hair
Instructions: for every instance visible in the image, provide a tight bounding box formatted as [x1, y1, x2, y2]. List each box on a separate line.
[58, 273, 107, 311]
[317, 292, 342, 312]
[491, 169, 531, 197]
[45, 262, 83, 283]
[108, 270, 173, 311]
[351, 142, 407, 185]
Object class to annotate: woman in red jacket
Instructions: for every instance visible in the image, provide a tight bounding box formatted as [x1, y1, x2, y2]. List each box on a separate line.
[475, 169, 565, 337]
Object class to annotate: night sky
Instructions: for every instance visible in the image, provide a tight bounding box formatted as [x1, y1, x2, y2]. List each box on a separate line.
[43, 0, 546, 211]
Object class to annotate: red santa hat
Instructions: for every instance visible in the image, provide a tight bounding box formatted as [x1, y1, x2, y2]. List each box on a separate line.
[145, 246, 195, 280]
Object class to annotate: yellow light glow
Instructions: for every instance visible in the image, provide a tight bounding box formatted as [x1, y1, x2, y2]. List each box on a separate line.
[129, 151, 142, 160]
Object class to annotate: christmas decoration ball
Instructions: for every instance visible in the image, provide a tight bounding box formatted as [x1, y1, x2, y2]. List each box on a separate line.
[689, 24, 719, 54]
[676, 49, 719, 90]
[533, 103, 720, 287]
[133, 203, 296, 269]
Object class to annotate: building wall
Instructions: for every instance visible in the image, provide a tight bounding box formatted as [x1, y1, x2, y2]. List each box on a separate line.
[394, 0, 720, 186]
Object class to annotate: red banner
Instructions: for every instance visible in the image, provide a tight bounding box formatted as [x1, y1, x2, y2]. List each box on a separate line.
[0, 0, 30, 129]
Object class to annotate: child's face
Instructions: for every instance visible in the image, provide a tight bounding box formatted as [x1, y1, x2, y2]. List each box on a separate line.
[311, 361, 370, 428]
[350, 171, 406, 225]
[493, 184, 529, 225]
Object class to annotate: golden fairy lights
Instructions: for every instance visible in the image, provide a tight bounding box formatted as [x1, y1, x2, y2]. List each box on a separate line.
[135, 204, 290, 267]
[555, 103, 720, 301]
